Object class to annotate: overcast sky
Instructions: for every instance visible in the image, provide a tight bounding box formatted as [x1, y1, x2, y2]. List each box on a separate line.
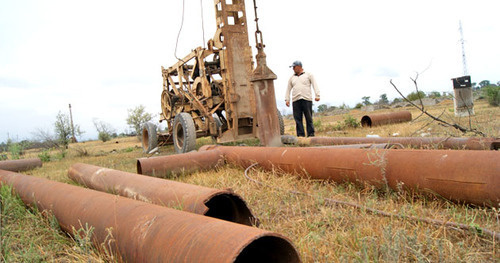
[1, 0, 499, 142]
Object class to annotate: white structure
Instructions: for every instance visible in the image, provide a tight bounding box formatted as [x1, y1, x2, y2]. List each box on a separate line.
[452, 76, 474, 117]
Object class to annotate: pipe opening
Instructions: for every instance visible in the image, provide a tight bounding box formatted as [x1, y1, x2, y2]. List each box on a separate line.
[492, 141, 500, 150]
[136, 160, 143, 174]
[234, 236, 300, 263]
[204, 193, 255, 226]
[142, 128, 149, 150]
[361, 116, 372, 127]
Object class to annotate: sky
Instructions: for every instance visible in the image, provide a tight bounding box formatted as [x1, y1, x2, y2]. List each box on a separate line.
[1, 0, 499, 142]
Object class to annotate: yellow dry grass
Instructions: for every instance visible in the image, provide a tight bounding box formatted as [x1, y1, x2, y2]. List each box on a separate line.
[2, 99, 499, 262]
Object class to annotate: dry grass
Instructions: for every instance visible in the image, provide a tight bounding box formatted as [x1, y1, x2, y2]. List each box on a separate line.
[1, 99, 499, 262]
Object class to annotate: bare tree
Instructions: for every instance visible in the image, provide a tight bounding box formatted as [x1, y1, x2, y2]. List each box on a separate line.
[93, 118, 115, 142]
[390, 73, 486, 137]
[32, 128, 60, 149]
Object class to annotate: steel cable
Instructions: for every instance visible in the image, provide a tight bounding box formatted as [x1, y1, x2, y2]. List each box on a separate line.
[174, 0, 186, 61]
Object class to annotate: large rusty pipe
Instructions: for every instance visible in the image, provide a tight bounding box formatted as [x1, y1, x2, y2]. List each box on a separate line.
[296, 136, 500, 150]
[137, 149, 225, 177]
[202, 145, 500, 207]
[69, 163, 256, 226]
[0, 170, 300, 262]
[316, 143, 404, 149]
[361, 110, 412, 127]
[0, 158, 42, 172]
[251, 48, 282, 147]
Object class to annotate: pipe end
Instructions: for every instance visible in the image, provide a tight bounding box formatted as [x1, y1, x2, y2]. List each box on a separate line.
[204, 193, 258, 226]
[234, 235, 301, 263]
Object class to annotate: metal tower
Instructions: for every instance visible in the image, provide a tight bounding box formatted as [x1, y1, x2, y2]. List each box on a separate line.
[459, 20, 468, 76]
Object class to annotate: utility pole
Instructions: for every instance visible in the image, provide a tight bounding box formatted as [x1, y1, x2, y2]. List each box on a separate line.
[459, 20, 468, 76]
[68, 104, 77, 143]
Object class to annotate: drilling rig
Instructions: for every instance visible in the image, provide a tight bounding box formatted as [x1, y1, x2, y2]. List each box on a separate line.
[142, 0, 283, 154]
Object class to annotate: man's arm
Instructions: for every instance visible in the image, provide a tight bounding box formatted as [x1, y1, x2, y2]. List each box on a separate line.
[285, 77, 293, 107]
[310, 73, 320, 101]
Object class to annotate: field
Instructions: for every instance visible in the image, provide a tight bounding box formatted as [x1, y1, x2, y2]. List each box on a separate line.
[1, 99, 499, 262]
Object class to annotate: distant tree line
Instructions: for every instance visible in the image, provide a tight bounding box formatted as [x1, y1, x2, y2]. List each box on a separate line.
[316, 79, 498, 113]
[473, 80, 499, 106]
[1, 104, 155, 160]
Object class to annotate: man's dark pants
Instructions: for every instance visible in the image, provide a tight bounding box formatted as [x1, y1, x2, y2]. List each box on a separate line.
[292, 99, 315, 137]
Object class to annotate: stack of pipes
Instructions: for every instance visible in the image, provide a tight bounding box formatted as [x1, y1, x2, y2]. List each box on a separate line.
[0, 163, 301, 262]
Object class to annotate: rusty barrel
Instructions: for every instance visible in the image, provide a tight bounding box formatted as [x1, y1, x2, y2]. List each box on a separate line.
[0, 170, 300, 262]
[137, 149, 225, 177]
[361, 110, 412, 127]
[299, 136, 499, 150]
[202, 145, 500, 207]
[0, 158, 42, 172]
[69, 163, 256, 225]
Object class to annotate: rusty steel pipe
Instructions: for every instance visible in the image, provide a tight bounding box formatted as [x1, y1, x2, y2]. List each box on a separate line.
[361, 110, 412, 127]
[316, 143, 404, 149]
[298, 136, 500, 150]
[202, 145, 500, 207]
[0, 158, 42, 172]
[251, 48, 282, 147]
[0, 170, 300, 262]
[137, 149, 225, 177]
[69, 163, 256, 225]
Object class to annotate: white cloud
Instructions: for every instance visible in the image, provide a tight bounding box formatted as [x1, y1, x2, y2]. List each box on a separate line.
[1, 0, 499, 142]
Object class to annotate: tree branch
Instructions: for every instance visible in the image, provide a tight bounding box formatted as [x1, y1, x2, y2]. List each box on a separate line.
[390, 77, 486, 137]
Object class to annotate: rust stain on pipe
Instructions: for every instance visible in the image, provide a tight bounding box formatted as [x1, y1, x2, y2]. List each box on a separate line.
[203, 145, 500, 207]
[68, 163, 256, 226]
[299, 136, 499, 150]
[361, 110, 412, 127]
[0, 158, 42, 172]
[137, 149, 225, 177]
[0, 170, 300, 262]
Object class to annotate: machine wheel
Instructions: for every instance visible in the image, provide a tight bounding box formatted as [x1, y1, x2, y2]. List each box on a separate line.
[173, 113, 197, 153]
[277, 110, 285, 135]
[211, 116, 223, 142]
[142, 122, 158, 153]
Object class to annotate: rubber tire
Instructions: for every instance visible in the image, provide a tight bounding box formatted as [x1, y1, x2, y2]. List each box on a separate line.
[142, 122, 158, 153]
[211, 116, 223, 142]
[173, 113, 197, 153]
[277, 110, 285, 135]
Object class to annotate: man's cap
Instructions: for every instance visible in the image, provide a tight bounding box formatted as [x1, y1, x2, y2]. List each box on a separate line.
[289, 60, 302, 68]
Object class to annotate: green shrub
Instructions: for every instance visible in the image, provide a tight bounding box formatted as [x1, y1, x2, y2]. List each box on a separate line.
[343, 115, 360, 128]
[54, 150, 66, 160]
[98, 131, 111, 142]
[38, 149, 51, 162]
[406, 91, 426, 101]
[8, 143, 23, 160]
[313, 119, 323, 131]
[482, 85, 500, 106]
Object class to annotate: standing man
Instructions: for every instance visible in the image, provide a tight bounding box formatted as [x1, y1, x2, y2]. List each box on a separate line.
[285, 60, 320, 137]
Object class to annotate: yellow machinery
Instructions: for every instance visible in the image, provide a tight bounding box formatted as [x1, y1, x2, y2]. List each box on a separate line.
[143, 0, 283, 153]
